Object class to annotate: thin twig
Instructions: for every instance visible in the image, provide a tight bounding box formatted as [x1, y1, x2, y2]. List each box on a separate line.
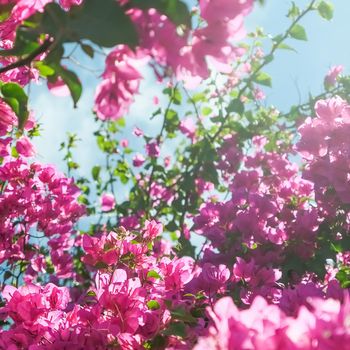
[0, 38, 53, 74]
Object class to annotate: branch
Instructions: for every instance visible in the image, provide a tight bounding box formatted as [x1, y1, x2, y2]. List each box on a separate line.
[210, 0, 317, 142]
[0, 38, 53, 74]
[144, 83, 179, 213]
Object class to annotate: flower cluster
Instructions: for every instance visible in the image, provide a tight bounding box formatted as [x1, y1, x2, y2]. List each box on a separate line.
[94, 0, 253, 120]
[0, 157, 85, 279]
[0, 223, 200, 348]
[297, 96, 350, 214]
[195, 294, 350, 349]
[1, 0, 350, 348]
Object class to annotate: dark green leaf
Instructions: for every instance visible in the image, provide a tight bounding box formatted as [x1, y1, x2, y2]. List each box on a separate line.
[336, 268, 350, 288]
[0, 30, 40, 57]
[226, 98, 244, 114]
[54, 65, 82, 107]
[165, 221, 178, 232]
[130, 0, 191, 27]
[1, 83, 29, 130]
[171, 307, 197, 323]
[91, 166, 101, 181]
[68, 0, 138, 47]
[81, 43, 94, 58]
[162, 322, 186, 337]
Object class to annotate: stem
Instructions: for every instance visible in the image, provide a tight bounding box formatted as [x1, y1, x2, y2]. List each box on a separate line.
[0, 38, 53, 74]
[144, 83, 179, 213]
[239, 0, 317, 99]
[211, 0, 317, 142]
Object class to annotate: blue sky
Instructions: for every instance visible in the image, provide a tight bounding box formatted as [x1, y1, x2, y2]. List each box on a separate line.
[247, 0, 350, 110]
[30, 0, 350, 176]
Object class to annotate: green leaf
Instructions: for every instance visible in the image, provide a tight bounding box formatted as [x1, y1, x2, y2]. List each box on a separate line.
[40, 3, 68, 38]
[116, 118, 126, 127]
[86, 290, 96, 297]
[81, 43, 94, 58]
[201, 106, 212, 116]
[0, 30, 40, 57]
[54, 65, 82, 107]
[191, 92, 206, 103]
[318, 1, 334, 20]
[289, 24, 307, 41]
[165, 221, 178, 232]
[147, 300, 160, 310]
[68, 0, 138, 47]
[91, 166, 101, 181]
[287, 2, 300, 18]
[3, 271, 13, 281]
[226, 98, 244, 114]
[171, 307, 197, 323]
[177, 235, 195, 258]
[172, 87, 182, 105]
[130, 0, 191, 27]
[162, 322, 186, 337]
[0, 4, 12, 22]
[94, 261, 109, 269]
[35, 62, 55, 77]
[44, 45, 64, 65]
[68, 161, 79, 169]
[336, 268, 350, 288]
[276, 42, 297, 52]
[253, 71, 272, 87]
[1, 83, 29, 130]
[147, 270, 162, 279]
[165, 109, 179, 134]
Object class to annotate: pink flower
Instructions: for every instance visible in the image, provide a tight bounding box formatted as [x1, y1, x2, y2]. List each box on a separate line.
[201, 263, 230, 290]
[199, 0, 253, 24]
[0, 137, 11, 157]
[59, 0, 83, 10]
[139, 311, 160, 338]
[179, 117, 196, 141]
[1, 284, 45, 324]
[0, 98, 17, 135]
[47, 77, 70, 97]
[16, 136, 35, 157]
[254, 87, 266, 101]
[164, 155, 171, 167]
[325, 65, 343, 86]
[146, 141, 160, 158]
[133, 153, 145, 167]
[42, 283, 70, 310]
[133, 127, 144, 137]
[143, 220, 163, 240]
[94, 46, 143, 121]
[94, 78, 129, 120]
[24, 112, 36, 131]
[120, 139, 128, 148]
[100, 193, 116, 212]
[195, 178, 214, 195]
[119, 214, 140, 230]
